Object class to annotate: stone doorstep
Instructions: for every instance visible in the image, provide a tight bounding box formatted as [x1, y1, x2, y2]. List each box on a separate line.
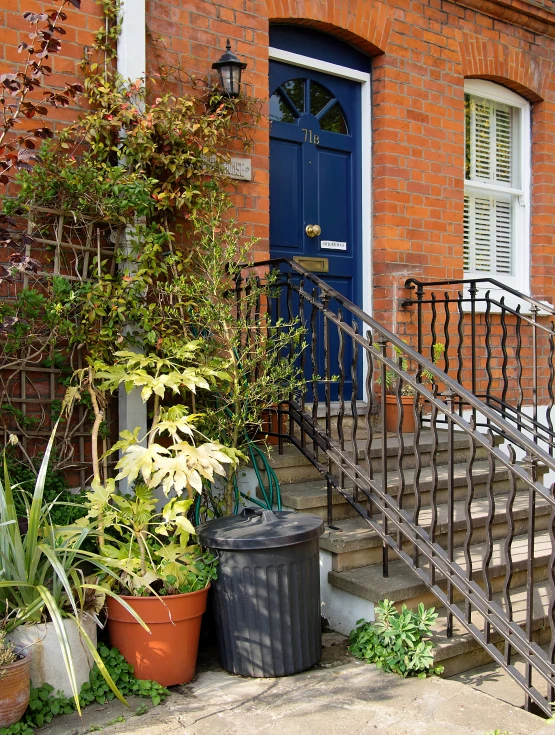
[319, 493, 552, 555]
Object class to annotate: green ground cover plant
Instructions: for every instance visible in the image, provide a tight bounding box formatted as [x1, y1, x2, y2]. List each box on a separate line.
[348, 599, 444, 678]
[0, 644, 167, 735]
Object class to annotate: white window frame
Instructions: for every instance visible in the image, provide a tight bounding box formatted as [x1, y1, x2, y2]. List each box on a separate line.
[464, 79, 531, 296]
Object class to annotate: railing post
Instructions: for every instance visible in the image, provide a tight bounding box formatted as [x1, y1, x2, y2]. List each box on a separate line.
[416, 282, 424, 358]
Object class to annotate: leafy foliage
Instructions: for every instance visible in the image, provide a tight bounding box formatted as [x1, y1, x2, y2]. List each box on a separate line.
[5, 450, 87, 527]
[82, 482, 218, 596]
[0, 429, 143, 711]
[348, 599, 444, 678]
[0, 0, 83, 188]
[0, 626, 17, 671]
[0, 645, 168, 735]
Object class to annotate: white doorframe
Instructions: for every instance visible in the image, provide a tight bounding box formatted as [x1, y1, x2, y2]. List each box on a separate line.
[268, 47, 372, 317]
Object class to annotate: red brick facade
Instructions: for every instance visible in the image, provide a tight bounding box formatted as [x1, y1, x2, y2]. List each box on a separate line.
[3, 0, 555, 326]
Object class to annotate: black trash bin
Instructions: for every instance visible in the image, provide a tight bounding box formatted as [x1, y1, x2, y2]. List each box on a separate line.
[198, 508, 324, 677]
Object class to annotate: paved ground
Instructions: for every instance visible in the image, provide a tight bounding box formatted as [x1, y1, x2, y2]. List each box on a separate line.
[38, 633, 552, 735]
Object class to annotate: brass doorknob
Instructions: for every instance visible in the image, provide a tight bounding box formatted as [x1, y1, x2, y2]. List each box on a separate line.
[306, 224, 322, 238]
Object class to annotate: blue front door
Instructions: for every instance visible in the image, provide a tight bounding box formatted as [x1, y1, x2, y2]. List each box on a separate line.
[269, 61, 363, 399]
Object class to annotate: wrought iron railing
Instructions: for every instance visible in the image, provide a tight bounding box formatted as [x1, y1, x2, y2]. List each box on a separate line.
[247, 258, 555, 717]
[402, 276, 555, 455]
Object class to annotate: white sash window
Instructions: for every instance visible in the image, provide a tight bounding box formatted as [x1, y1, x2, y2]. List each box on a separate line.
[464, 80, 531, 293]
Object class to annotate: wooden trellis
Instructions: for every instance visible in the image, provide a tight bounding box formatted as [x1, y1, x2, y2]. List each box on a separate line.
[0, 207, 125, 488]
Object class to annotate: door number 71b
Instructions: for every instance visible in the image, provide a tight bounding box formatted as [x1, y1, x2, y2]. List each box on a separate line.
[302, 128, 320, 145]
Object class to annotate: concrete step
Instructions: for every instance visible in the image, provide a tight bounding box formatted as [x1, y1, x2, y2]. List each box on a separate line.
[276, 460, 542, 520]
[328, 529, 551, 612]
[252, 431, 504, 485]
[320, 493, 552, 571]
[342, 563, 551, 677]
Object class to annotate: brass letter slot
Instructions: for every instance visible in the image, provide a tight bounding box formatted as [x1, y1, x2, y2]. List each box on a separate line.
[293, 256, 329, 273]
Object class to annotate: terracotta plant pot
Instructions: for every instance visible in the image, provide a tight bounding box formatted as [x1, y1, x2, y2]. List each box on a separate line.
[0, 651, 31, 728]
[106, 586, 210, 686]
[384, 394, 417, 433]
[258, 405, 287, 446]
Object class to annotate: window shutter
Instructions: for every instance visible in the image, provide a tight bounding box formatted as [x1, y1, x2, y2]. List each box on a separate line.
[464, 195, 512, 275]
[470, 97, 512, 185]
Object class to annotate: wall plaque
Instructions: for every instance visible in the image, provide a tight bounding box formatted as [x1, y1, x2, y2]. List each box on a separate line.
[224, 157, 252, 181]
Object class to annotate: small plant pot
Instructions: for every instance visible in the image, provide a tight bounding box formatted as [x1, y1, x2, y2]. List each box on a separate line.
[383, 394, 417, 434]
[8, 616, 97, 697]
[0, 650, 31, 728]
[106, 586, 210, 686]
[256, 405, 287, 446]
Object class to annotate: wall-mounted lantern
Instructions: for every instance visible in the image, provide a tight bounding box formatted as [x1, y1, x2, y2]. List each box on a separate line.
[212, 39, 247, 98]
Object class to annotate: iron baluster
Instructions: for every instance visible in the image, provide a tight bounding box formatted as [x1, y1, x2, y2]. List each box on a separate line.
[365, 330, 374, 519]
[299, 278, 307, 446]
[503, 445, 517, 667]
[286, 272, 294, 439]
[395, 355, 405, 553]
[469, 281, 477, 405]
[548, 325, 555, 456]
[429, 385, 439, 587]
[515, 305, 524, 430]
[445, 388, 455, 638]
[337, 310, 346, 489]
[416, 281, 424, 383]
[483, 430, 496, 645]
[532, 304, 539, 445]
[457, 291, 464, 414]
[431, 292, 437, 372]
[310, 288, 319, 460]
[378, 336, 389, 578]
[351, 321, 360, 502]
[464, 417, 477, 624]
[412, 379, 422, 568]
[500, 297, 509, 422]
[525, 454, 538, 711]
[484, 291, 493, 417]
[444, 292, 451, 378]
[322, 292, 333, 528]
[549, 482, 555, 706]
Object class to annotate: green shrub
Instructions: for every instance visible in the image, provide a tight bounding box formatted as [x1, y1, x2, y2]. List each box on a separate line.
[348, 599, 444, 678]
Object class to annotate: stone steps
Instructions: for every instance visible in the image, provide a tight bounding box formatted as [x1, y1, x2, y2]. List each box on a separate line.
[320, 492, 552, 571]
[253, 434, 551, 700]
[274, 460, 543, 520]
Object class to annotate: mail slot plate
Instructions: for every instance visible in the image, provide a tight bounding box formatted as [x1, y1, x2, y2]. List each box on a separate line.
[293, 256, 329, 273]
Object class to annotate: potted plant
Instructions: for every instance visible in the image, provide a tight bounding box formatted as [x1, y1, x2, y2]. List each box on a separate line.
[0, 623, 30, 727]
[69, 346, 236, 686]
[84, 483, 218, 686]
[0, 428, 141, 713]
[377, 343, 445, 433]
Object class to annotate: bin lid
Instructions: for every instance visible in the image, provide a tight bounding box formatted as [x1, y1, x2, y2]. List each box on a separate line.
[197, 508, 324, 550]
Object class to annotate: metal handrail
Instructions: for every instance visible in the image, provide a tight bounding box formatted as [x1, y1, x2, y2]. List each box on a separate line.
[257, 258, 555, 473]
[405, 275, 555, 317]
[243, 258, 555, 715]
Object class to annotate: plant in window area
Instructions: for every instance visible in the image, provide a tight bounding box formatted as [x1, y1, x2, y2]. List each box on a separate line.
[348, 599, 444, 678]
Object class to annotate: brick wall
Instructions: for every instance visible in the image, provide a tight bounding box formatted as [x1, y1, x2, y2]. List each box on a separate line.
[3, 0, 555, 448]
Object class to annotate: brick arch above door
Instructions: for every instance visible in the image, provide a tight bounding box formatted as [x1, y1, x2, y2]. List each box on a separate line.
[266, 0, 395, 57]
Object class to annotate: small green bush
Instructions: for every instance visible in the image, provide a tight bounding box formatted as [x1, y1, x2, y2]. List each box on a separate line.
[348, 599, 444, 678]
